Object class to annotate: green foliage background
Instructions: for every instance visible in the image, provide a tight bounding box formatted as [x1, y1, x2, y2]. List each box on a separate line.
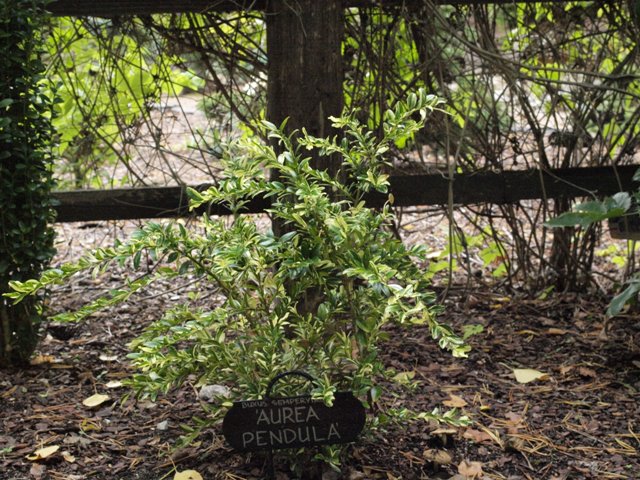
[45, 17, 204, 189]
[40, 3, 640, 294]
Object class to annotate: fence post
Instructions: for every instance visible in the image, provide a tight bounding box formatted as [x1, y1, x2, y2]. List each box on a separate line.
[266, 0, 344, 178]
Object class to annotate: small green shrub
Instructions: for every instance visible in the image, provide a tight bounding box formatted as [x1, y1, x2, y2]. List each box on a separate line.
[6, 89, 468, 470]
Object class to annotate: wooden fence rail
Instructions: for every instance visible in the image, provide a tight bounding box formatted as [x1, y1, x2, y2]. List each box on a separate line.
[45, 0, 628, 225]
[46, 0, 573, 17]
[52, 165, 638, 222]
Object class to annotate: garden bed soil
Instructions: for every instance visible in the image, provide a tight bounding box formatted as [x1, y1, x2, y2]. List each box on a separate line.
[2, 270, 639, 479]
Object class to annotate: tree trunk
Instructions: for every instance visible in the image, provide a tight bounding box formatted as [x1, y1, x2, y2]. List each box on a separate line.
[548, 197, 597, 292]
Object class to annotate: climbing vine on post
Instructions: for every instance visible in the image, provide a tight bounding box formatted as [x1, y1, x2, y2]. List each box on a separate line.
[0, 0, 56, 367]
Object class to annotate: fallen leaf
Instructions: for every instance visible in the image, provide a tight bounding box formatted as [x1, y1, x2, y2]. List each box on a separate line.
[82, 393, 110, 408]
[430, 427, 457, 435]
[30, 355, 56, 365]
[392, 370, 416, 384]
[516, 329, 539, 336]
[546, 327, 569, 335]
[27, 445, 60, 461]
[79, 418, 102, 432]
[513, 368, 549, 384]
[559, 365, 574, 375]
[443, 394, 467, 408]
[505, 412, 524, 424]
[105, 380, 123, 389]
[463, 428, 493, 443]
[198, 384, 231, 402]
[504, 412, 525, 433]
[174, 470, 204, 480]
[63, 434, 92, 447]
[99, 354, 118, 362]
[62, 451, 76, 463]
[458, 459, 483, 478]
[29, 463, 46, 479]
[422, 448, 453, 465]
[578, 367, 597, 378]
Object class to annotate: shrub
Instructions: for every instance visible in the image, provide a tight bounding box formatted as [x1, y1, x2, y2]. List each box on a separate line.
[6, 89, 468, 470]
[0, 0, 56, 367]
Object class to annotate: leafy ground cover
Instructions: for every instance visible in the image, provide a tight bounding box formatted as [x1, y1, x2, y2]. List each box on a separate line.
[1, 222, 639, 479]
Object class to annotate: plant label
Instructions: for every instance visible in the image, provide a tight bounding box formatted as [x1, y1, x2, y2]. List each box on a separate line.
[222, 392, 365, 452]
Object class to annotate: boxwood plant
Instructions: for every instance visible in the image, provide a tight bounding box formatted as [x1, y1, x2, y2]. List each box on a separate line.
[0, 0, 56, 367]
[7, 89, 469, 470]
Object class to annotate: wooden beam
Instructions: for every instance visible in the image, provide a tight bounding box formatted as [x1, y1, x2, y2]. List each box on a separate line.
[52, 184, 264, 222]
[52, 165, 639, 223]
[46, 0, 572, 17]
[266, 0, 344, 173]
[46, 0, 263, 17]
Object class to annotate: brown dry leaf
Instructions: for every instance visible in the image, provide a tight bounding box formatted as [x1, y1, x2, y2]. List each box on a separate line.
[546, 327, 569, 335]
[82, 393, 110, 408]
[174, 470, 204, 480]
[559, 365, 575, 376]
[27, 445, 60, 461]
[463, 428, 493, 443]
[578, 366, 597, 378]
[505, 412, 524, 424]
[504, 412, 525, 434]
[458, 459, 484, 478]
[29, 463, 46, 479]
[29, 355, 56, 365]
[443, 394, 467, 408]
[516, 329, 538, 336]
[422, 448, 453, 465]
[513, 368, 549, 384]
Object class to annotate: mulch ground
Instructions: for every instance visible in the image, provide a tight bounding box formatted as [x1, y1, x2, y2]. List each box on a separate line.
[2, 269, 640, 479]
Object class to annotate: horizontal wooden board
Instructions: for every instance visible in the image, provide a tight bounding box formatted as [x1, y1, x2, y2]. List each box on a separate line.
[46, 0, 573, 17]
[51, 165, 639, 223]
